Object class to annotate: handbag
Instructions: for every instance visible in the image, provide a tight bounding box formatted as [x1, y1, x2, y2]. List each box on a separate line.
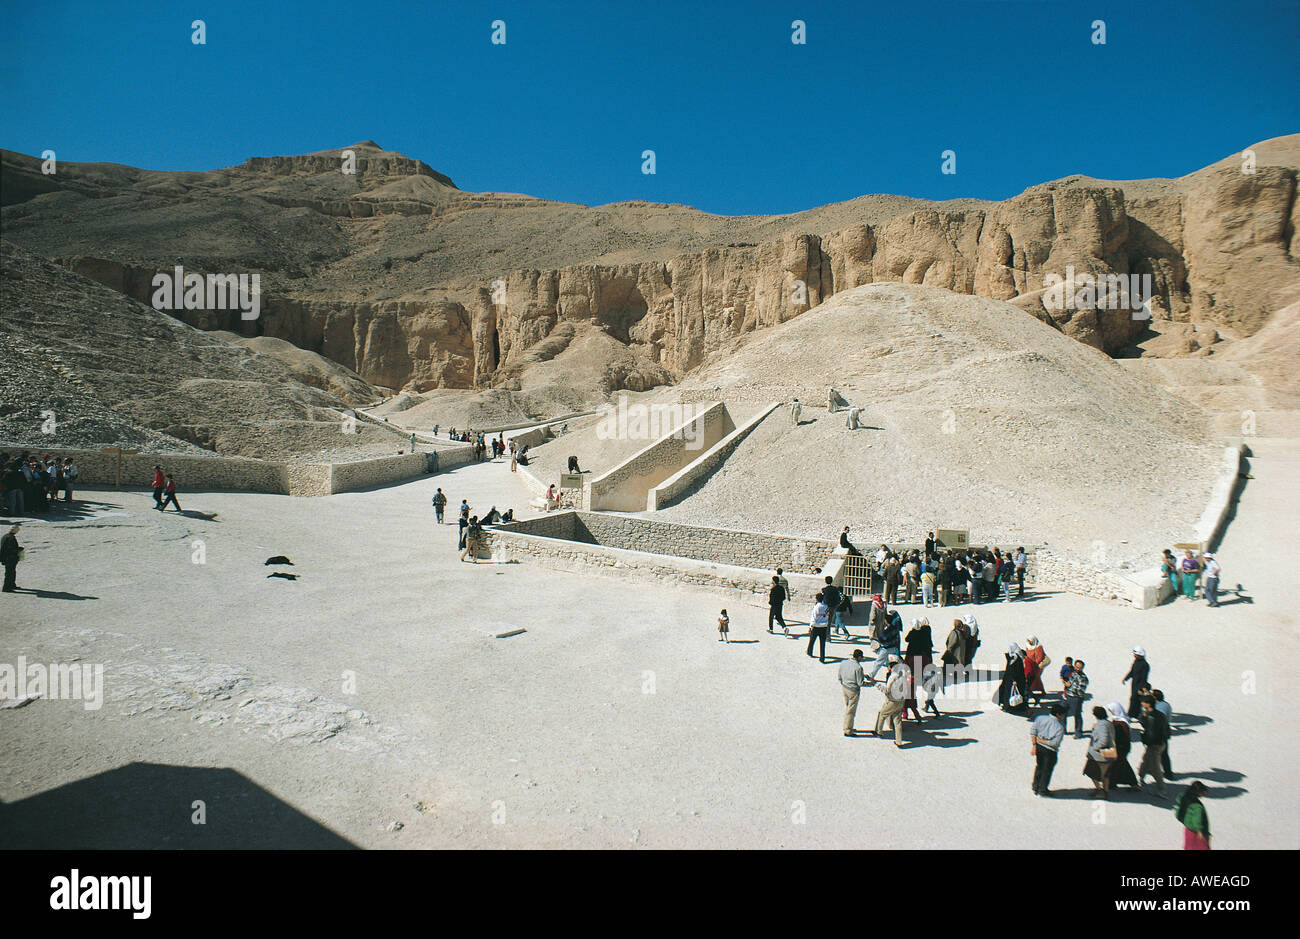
[1008, 688, 1024, 708]
[1101, 747, 1118, 760]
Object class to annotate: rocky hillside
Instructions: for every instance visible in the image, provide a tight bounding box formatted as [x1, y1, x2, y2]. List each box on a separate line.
[3, 136, 1297, 395]
[0, 242, 402, 459]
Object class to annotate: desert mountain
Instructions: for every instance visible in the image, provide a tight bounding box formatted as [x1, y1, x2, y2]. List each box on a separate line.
[0, 241, 396, 458]
[2, 136, 1297, 402]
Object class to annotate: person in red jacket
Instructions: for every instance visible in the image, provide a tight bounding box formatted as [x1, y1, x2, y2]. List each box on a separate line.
[151, 465, 165, 508]
[159, 474, 181, 512]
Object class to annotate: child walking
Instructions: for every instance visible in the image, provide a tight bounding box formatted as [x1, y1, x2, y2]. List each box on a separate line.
[717, 609, 730, 643]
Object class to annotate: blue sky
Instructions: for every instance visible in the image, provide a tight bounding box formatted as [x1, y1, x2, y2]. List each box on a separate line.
[2, 0, 1296, 215]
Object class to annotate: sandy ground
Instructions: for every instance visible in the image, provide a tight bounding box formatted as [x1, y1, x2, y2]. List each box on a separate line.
[0, 438, 1296, 849]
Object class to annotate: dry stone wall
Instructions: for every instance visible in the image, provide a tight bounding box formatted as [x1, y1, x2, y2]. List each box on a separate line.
[585, 402, 733, 511]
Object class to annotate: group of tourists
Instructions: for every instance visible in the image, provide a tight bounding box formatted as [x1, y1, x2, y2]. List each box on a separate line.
[2, 451, 78, 515]
[1161, 548, 1223, 607]
[435, 492, 514, 562]
[868, 538, 1027, 607]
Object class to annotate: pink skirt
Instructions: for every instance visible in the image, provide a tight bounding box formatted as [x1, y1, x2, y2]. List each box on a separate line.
[1184, 829, 1210, 850]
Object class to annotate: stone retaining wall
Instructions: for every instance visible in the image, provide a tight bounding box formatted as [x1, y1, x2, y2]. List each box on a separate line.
[479, 515, 827, 601]
[1, 441, 474, 497]
[649, 402, 780, 510]
[486, 511, 832, 575]
[585, 402, 733, 511]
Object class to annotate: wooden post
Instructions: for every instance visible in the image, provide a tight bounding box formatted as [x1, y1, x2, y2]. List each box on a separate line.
[100, 447, 140, 489]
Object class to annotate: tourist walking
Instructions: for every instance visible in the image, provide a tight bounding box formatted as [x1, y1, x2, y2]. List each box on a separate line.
[1023, 636, 1049, 707]
[1014, 547, 1027, 599]
[768, 576, 788, 634]
[940, 618, 966, 688]
[159, 474, 181, 511]
[717, 609, 730, 643]
[1105, 702, 1140, 789]
[1202, 552, 1221, 607]
[151, 465, 165, 509]
[903, 617, 938, 717]
[1083, 706, 1117, 799]
[872, 655, 907, 747]
[920, 561, 936, 608]
[883, 554, 901, 606]
[839, 648, 869, 735]
[1064, 659, 1089, 737]
[996, 643, 1029, 714]
[959, 613, 980, 666]
[1, 525, 21, 593]
[1151, 689, 1174, 777]
[458, 507, 470, 550]
[822, 576, 849, 638]
[1123, 646, 1150, 718]
[1137, 694, 1170, 798]
[459, 516, 483, 563]
[1175, 781, 1211, 849]
[1030, 703, 1066, 796]
[775, 568, 791, 604]
[806, 592, 831, 662]
[790, 398, 802, 425]
[431, 487, 447, 524]
[867, 604, 902, 680]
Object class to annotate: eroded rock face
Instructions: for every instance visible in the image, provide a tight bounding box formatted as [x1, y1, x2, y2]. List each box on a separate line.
[7, 137, 1297, 393]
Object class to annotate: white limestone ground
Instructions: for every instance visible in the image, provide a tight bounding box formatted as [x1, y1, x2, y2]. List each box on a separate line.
[0, 439, 1295, 849]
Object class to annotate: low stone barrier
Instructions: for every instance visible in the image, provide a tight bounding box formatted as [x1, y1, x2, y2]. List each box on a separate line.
[648, 402, 780, 509]
[1, 441, 475, 497]
[585, 402, 733, 511]
[479, 512, 827, 601]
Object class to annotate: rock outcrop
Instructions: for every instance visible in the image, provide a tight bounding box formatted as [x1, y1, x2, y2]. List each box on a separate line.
[3, 136, 1297, 394]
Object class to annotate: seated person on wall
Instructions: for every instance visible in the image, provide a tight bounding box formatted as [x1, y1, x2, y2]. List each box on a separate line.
[567, 455, 581, 473]
[517, 444, 531, 466]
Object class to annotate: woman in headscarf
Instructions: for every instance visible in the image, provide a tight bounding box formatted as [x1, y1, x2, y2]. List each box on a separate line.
[868, 593, 887, 641]
[1104, 701, 1140, 788]
[902, 617, 936, 719]
[1023, 636, 1050, 708]
[996, 642, 1028, 714]
[940, 618, 966, 690]
[1175, 781, 1211, 849]
[1083, 705, 1116, 799]
[960, 613, 980, 666]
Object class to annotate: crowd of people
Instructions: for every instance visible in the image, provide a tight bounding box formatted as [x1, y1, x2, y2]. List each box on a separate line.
[864, 536, 1028, 607]
[1, 451, 78, 515]
[756, 562, 1210, 845]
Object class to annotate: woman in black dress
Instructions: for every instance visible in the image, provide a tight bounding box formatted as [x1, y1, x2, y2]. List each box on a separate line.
[903, 617, 938, 718]
[1104, 701, 1140, 788]
[996, 643, 1029, 714]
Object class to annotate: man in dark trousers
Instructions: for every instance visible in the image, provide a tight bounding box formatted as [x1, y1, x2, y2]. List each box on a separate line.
[1, 525, 21, 592]
[1137, 694, 1170, 798]
[924, 531, 935, 559]
[822, 576, 848, 638]
[767, 576, 787, 634]
[1123, 646, 1150, 719]
[1030, 703, 1066, 796]
[151, 465, 166, 509]
[431, 487, 447, 524]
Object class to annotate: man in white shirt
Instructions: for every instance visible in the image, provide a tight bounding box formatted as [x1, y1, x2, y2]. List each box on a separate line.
[1202, 552, 1222, 607]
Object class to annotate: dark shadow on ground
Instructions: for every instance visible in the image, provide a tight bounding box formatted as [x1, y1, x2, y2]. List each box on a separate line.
[11, 587, 98, 600]
[0, 762, 356, 849]
[1, 498, 129, 523]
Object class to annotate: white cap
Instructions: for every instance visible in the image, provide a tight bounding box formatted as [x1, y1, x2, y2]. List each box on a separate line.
[1133, 645, 1146, 656]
